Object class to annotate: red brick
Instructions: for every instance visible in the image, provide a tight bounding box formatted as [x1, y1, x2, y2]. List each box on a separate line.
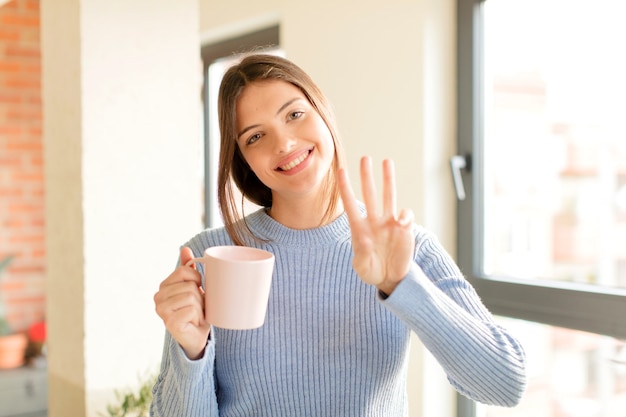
[6, 264, 45, 274]
[0, 155, 22, 167]
[0, 59, 21, 72]
[0, 186, 23, 197]
[0, 0, 45, 332]
[21, 63, 40, 73]
[4, 44, 40, 58]
[0, 30, 20, 41]
[6, 108, 42, 120]
[8, 202, 41, 213]
[2, 218, 25, 228]
[30, 217, 44, 228]
[0, 91, 21, 104]
[30, 154, 43, 164]
[26, 97, 40, 107]
[30, 189, 44, 199]
[0, 125, 22, 135]
[24, 0, 39, 13]
[6, 140, 41, 152]
[11, 170, 43, 182]
[0, 281, 26, 292]
[4, 77, 41, 90]
[0, 14, 39, 28]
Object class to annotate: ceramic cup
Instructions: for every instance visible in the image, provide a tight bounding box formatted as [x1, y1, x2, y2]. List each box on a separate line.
[186, 246, 275, 330]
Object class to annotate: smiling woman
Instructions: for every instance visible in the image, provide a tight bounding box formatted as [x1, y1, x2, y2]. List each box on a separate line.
[150, 54, 527, 417]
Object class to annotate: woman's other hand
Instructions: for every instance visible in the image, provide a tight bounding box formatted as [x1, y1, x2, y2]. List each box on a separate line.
[154, 247, 211, 359]
[338, 156, 415, 296]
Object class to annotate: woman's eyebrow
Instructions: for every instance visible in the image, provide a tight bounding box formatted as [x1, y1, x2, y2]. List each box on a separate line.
[237, 97, 305, 139]
[275, 97, 303, 116]
[237, 124, 259, 140]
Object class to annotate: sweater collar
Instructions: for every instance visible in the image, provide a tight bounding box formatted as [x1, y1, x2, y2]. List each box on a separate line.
[243, 208, 353, 247]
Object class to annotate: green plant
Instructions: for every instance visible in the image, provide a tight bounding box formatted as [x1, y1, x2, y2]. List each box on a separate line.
[0, 317, 11, 336]
[0, 255, 15, 336]
[0, 256, 12, 274]
[101, 372, 157, 417]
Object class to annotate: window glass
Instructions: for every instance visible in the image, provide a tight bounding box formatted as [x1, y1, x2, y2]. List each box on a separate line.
[482, 0, 626, 288]
[479, 318, 626, 417]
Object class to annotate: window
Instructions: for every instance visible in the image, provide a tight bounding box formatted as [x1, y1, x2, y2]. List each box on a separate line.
[456, 0, 626, 415]
[201, 26, 281, 227]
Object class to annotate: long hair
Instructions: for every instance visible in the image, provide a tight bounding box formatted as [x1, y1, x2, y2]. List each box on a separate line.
[216, 54, 345, 245]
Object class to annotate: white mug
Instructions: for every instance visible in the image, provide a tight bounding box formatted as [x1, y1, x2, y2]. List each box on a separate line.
[186, 245, 275, 330]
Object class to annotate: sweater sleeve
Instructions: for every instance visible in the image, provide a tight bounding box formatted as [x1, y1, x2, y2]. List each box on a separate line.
[150, 235, 227, 416]
[150, 331, 219, 416]
[379, 229, 527, 407]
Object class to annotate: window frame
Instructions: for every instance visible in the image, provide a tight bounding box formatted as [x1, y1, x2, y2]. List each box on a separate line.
[456, 0, 626, 340]
[456, 0, 626, 413]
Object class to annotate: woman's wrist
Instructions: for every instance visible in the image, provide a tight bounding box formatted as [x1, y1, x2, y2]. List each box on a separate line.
[182, 332, 211, 360]
[377, 280, 401, 298]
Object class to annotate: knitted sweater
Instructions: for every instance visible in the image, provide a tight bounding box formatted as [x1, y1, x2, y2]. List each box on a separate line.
[151, 209, 526, 416]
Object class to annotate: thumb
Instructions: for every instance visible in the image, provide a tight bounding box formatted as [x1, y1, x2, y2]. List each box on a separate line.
[180, 246, 195, 269]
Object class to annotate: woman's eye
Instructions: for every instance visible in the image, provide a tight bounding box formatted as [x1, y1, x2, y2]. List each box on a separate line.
[247, 133, 262, 145]
[289, 111, 304, 120]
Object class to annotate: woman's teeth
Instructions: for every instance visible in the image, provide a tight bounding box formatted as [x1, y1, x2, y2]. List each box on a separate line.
[280, 152, 308, 171]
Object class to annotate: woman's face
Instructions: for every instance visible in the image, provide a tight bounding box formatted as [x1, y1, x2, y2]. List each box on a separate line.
[235, 80, 336, 203]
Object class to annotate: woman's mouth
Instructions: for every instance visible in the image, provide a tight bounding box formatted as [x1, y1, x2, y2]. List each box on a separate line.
[277, 149, 313, 172]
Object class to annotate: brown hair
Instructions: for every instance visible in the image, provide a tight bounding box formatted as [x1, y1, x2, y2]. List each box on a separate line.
[217, 53, 345, 245]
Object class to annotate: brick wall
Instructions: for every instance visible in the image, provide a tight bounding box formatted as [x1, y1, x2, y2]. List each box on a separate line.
[0, 0, 44, 333]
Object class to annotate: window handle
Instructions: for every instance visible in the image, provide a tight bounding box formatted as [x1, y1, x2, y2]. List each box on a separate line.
[450, 154, 472, 201]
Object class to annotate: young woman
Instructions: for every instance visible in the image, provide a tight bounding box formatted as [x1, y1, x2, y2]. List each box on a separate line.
[151, 54, 526, 416]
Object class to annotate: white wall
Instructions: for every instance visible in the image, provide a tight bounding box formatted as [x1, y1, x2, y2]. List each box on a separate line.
[42, 1, 204, 415]
[199, 1, 458, 416]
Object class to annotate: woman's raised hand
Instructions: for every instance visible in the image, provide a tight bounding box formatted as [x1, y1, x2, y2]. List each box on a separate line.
[154, 247, 211, 360]
[338, 156, 415, 295]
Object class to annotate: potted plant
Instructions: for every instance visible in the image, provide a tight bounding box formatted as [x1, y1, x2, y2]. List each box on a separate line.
[101, 371, 157, 417]
[0, 255, 28, 369]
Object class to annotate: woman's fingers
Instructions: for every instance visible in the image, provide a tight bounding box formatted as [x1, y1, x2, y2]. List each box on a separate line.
[154, 263, 204, 322]
[341, 157, 401, 222]
[164, 304, 205, 331]
[360, 156, 380, 218]
[382, 159, 397, 219]
[339, 156, 415, 291]
[154, 250, 212, 359]
[159, 263, 202, 289]
[398, 207, 414, 226]
[360, 157, 398, 220]
[157, 282, 204, 312]
[338, 167, 363, 225]
[179, 246, 196, 270]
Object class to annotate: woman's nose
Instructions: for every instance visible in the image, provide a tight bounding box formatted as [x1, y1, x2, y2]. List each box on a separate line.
[273, 131, 297, 154]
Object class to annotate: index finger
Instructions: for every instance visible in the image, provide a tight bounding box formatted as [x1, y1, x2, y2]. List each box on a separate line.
[338, 167, 363, 225]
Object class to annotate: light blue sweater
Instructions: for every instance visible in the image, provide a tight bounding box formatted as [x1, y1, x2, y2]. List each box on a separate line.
[151, 209, 526, 416]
